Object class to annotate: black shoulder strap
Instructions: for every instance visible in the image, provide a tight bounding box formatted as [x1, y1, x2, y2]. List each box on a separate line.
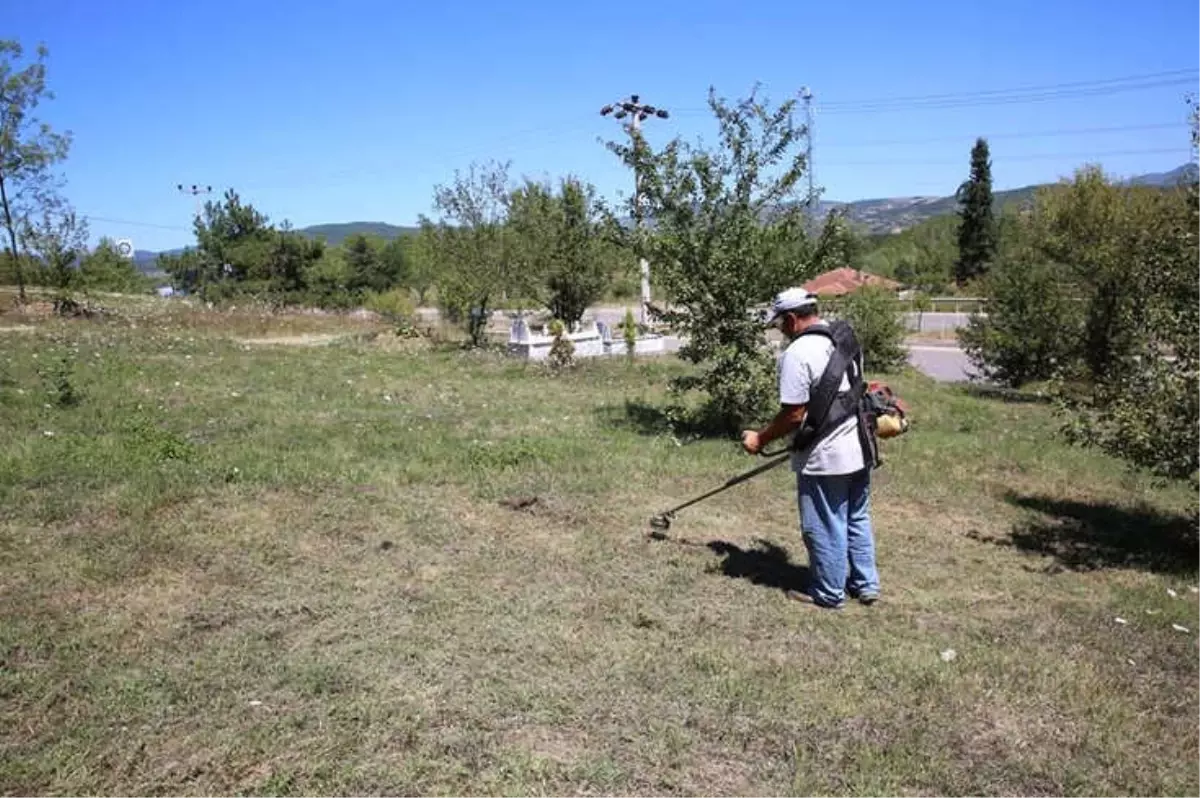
[790, 321, 865, 459]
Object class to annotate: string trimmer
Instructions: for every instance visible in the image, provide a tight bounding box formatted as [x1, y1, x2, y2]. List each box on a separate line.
[648, 445, 792, 533]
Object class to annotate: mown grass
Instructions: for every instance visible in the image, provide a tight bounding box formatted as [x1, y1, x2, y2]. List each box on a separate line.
[1, 303, 1197, 796]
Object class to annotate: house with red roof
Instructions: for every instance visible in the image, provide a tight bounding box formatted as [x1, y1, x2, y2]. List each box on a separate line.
[802, 267, 902, 297]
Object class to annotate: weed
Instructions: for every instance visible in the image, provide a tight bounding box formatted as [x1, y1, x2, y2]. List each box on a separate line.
[39, 352, 80, 407]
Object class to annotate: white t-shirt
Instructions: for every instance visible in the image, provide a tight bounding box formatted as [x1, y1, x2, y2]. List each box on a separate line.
[778, 322, 866, 476]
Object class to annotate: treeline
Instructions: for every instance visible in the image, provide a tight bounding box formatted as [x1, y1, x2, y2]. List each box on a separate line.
[155, 165, 639, 343]
[1, 237, 152, 296]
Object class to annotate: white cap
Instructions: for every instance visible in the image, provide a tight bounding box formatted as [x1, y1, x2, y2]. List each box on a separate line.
[765, 287, 817, 325]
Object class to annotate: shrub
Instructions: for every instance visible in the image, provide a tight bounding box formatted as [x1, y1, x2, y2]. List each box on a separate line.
[39, 352, 80, 407]
[957, 252, 1083, 388]
[364, 288, 417, 325]
[833, 286, 907, 373]
[546, 319, 575, 370]
[622, 307, 637, 358]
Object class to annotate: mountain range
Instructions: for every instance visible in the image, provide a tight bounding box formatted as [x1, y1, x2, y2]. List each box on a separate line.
[131, 162, 1197, 270]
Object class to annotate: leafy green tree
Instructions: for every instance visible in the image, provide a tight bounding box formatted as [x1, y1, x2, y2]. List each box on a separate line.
[342, 233, 383, 295]
[79, 237, 149, 294]
[180, 191, 323, 304]
[508, 175, 612, 330]
[190, 189, 275, 299]
[834, 285, 908, 373]
[378, 236, 411, 292]
[158, 249, 204, 295]
[1072, 99, 1199, 482]
[428, 160, 528, 347]
[605, 85, 815, 433]
[955, 137, 997, 286]
[20, 200, 86, 310]
[0, 40, 72, 304]
[1025, 166, 1180, 383]
[404, 228, 441, 306]
[957, 248, 1084, 387]
[548, 177, 611, 328]
[302, 247, 355, 308]
[264, 223, 323, 302]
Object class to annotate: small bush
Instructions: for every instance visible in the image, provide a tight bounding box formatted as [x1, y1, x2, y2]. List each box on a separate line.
[833, 286, 907, 372]
[547, 319, 575, 370]
[957, 252, 1083, 388]
[40, 353, 80, 407]
[363, 289, 417, 324]
[622, 307, 637, 358]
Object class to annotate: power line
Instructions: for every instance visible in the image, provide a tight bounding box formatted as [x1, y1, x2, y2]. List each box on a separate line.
[821, 122, 1186, 148]
[670, 69, 1198, 117]
[820, 78, 1198, 114]
[81, 215, 191, 232]
[818, 68, 1198, 109]
[821, 146, 1191, 167]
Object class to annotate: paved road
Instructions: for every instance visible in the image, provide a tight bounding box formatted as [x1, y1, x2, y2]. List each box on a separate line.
[905, 344, 978, 383]
[420, 305, 978, 383]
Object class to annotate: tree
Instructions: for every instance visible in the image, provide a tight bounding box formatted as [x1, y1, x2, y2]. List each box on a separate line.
[834, 285, 908, 373]
[404, 228, 441, 306]
[428, 160, 527, 347]
[0, 40, 72, 304]
[508, 175, 612, 330]
[342, 233, 384, 295]
[1060, 96, 1200, 489]
[189, 189, 274, 299]
[955, 137, 997, 286]
[1025, 166, 1175, 384]
[263, 223, 323, 302]
[378, 236, 411, 293]
[957, 247, 1084, 387]
[20, 199, 86, 311]
[605, 85, 815, 433]
[79, 237, 149, 294]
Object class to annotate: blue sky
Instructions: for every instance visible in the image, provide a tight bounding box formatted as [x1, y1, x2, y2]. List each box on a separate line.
[10, 0, 1200, 251]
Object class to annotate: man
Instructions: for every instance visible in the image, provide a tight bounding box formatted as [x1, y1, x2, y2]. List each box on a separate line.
[741, 287, 880, 609]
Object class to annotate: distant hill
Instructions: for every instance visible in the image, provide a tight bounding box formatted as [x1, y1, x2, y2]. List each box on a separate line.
[1124, 162, 1199, 187]
[821, 183, 1042, 235]
[296, 222, 418, 246]
[828, 163, 1196, 234]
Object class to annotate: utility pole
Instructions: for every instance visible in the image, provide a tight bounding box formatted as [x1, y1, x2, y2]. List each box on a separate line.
[601, 95, 669, 326]
[176, 183, 212, 222]
[799, 87, 815, 224]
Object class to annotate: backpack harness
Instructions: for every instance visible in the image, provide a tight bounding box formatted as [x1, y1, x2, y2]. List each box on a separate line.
[786, 319, 909, 469]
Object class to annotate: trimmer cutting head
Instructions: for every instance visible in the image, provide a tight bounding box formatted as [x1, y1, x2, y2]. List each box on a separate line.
[648, 513, 674, 533]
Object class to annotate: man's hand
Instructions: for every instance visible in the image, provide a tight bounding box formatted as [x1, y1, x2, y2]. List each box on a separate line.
[743, 405, 807, 457]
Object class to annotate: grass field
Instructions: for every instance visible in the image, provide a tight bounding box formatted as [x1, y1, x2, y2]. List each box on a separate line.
[1, 298, 1197, 796]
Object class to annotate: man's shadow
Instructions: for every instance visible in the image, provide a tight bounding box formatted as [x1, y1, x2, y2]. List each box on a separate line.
[704, 538, 811, 593]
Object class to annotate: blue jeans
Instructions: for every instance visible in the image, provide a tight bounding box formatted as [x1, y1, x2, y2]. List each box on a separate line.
[797, 468, 880, 607]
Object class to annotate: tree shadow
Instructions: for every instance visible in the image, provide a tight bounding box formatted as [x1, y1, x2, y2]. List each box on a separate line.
[956, 384, 1054, 405]
[978, 493, 1200, 575]
[597, 399, 735, 441]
